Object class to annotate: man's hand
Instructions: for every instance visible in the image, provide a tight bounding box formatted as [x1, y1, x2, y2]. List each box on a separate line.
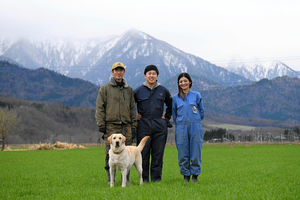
[165, 118, 173, 128]
[99, 127, 106, 140]
[137, 113, 142, 120]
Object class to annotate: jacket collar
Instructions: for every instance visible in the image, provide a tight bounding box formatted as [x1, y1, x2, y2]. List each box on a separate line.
[109, 76, 128, 88]
[143, 81, 160, 90]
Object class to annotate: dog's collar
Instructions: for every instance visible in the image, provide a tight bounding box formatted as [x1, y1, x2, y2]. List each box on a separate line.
[113, 149, 124, 154]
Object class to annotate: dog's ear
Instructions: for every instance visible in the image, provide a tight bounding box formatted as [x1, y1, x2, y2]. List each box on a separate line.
[123, 135, 126, 142]
[108, 135, 112, 144]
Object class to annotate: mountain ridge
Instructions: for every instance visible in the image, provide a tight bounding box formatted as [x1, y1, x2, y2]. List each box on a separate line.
[1, 29, 251, 89]
[201, 76, 300, 124]
[1, 60, 300, 125]
[224, 60, 300, 81]
[1, 29, 298, 88]
[0, 60, 99, 108]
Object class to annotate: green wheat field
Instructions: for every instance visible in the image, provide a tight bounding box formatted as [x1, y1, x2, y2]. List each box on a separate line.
[1, 144, 299, 199]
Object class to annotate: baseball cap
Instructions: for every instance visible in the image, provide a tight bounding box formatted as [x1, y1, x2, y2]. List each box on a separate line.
[112, 62, 126, 70]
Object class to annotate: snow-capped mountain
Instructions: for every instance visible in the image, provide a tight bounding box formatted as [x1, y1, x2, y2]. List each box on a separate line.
[1, 29, 250, 89]
[224, 60, 300, 81]
[0, 35, 117, 71]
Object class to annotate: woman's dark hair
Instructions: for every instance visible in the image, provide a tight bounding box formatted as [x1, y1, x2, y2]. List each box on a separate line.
[177, 72, 192, 100]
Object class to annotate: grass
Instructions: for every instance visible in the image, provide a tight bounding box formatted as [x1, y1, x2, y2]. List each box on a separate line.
[1, 144, 300, 199]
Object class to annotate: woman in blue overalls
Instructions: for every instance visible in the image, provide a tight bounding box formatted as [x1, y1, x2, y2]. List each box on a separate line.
[172, 72, 205, 183]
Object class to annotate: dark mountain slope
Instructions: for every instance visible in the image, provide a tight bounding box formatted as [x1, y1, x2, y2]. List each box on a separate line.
[0, 61, 99, 108]
[1, 60, 300, 125]
[201, 77, 300, 124]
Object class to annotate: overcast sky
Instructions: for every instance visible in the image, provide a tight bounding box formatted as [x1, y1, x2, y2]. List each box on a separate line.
[1, 0, 300, 71]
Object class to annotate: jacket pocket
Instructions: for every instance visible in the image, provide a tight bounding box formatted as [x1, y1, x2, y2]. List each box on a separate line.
[175, 103, 184, 122]
[189, 103, 200, 120]
[156, 96, 165, 111]
[192, 123, 203, 143]
[175, 125, 187, 145]
[137, 96, 149, 111]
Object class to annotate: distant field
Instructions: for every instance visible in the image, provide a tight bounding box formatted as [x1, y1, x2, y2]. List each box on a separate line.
[206, 123, 256, 131]
[1, 145, 299, 199]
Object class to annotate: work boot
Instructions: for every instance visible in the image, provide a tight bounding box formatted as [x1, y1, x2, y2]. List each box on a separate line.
[184, 175, 190, 182]
[192, 175, 198, 183]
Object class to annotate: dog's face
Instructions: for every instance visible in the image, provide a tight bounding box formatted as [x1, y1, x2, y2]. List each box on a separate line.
[108, 133, 126, 148]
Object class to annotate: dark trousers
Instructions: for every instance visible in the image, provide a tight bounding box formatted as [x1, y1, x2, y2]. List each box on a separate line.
[137, 118, 167, 182]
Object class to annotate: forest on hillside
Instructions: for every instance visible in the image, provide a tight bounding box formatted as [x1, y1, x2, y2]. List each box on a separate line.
[1, 96, 298, 145]
[0, 96, 99, 144]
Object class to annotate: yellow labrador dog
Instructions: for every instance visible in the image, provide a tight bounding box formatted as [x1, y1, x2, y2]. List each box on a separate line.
[108, 133, 150, 187]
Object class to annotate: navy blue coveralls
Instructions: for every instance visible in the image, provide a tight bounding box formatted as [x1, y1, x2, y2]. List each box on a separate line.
[134, 82, 172, 182]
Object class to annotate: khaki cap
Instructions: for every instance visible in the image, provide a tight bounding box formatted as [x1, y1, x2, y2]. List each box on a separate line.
[112, 62, 126, 70]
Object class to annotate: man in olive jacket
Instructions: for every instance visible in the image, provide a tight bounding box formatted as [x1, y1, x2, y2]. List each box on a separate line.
[95, 62, 137, 183]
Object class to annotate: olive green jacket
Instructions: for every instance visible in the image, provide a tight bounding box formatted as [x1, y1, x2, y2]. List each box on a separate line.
[95, 77, 137, 129]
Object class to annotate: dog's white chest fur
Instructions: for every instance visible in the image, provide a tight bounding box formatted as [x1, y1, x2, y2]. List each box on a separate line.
[109, 148, 132, 170]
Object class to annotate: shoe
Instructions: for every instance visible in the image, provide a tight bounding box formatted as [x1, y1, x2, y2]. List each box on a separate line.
[152, 179, 161, 183]
[192, 175, 198, 183]
[143, 178, 149, 183]
[184, 175, 190, 182]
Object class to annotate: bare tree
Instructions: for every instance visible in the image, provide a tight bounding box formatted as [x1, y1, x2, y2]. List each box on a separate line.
[0, 107, 21, 151]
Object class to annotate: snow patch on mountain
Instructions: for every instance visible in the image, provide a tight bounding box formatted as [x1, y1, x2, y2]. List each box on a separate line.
[0, 38, 15, 55]
[123, 41, 133, 52]
[225, 60, 300, 81]
[128, 48, 138, 59]
[0, 29, 252, 88]
[141, 41, 151, 56]
[187, 55, 196, 66]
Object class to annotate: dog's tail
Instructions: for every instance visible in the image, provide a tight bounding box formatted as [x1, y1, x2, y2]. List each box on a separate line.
[137, 136, 150, 152]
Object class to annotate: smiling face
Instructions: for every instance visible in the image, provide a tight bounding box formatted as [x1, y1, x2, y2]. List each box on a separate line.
[111, 67, 125, 82]
[178, 76, 191, 92]
[144, 70, 158, 88]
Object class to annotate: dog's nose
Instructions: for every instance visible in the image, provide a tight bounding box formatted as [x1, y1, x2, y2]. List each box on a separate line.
[116, 141, 119, 146]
